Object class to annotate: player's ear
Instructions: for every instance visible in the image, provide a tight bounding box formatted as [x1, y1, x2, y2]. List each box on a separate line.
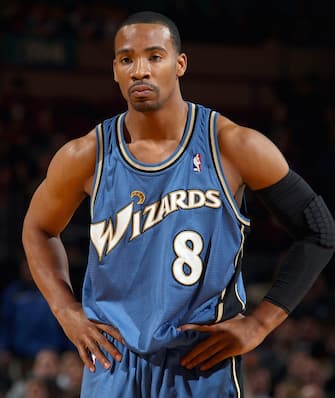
[176, 53, 187, 77]
[113, 59, 119, 83]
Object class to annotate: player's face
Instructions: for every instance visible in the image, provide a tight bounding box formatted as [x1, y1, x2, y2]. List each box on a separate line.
[113, 23, 187, 112]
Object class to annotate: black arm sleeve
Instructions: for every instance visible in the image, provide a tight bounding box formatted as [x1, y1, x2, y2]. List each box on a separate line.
[253, 169, 335, 313]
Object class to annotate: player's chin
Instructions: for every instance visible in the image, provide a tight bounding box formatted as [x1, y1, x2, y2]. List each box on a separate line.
[131, 99, 161, 112]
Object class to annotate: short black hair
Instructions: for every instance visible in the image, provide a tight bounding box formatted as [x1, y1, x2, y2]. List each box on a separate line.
[116, 11, 181, 53]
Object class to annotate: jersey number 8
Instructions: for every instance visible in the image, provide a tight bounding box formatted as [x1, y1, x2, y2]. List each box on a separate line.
[172, 231, 204, 285]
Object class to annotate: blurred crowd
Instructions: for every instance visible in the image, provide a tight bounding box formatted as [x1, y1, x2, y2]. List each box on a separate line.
[0, 0, 334, 45]
[1, 346, 83, 398]
[0, 1, 126, 41]
[1, 2, 335, 397]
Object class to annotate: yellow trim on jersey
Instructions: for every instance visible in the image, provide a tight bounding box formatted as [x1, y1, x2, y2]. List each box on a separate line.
[215, 224, 246, 323]
[117, 103, 196, 171]
[209, 112, 250, 227]
[234, 225, 246, 311]
[232, 356, 242, 398]
[215, 289, 226, 323]
[90, 123, 104, 219]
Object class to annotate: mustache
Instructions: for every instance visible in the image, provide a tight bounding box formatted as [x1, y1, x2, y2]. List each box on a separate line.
[128, 81, 159, 94]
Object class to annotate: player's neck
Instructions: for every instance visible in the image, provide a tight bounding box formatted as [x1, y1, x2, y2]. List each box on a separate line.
[125, 98, 188, 142]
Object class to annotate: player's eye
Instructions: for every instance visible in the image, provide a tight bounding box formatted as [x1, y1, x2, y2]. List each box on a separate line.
[120, 57, 132, 64]
[149, 54, 162, 62]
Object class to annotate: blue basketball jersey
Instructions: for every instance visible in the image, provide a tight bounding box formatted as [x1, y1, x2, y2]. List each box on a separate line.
[83, 102, 250, 355]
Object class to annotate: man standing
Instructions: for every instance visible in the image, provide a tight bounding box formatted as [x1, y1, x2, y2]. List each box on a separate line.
[22, 11, 335, 397]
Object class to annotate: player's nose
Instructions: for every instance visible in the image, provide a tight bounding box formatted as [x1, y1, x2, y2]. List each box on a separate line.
[130, 58, 150, 80]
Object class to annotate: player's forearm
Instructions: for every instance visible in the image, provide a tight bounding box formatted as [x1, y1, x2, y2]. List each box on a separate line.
[22, 222, 79, 318]
[249, 300, 288, 336]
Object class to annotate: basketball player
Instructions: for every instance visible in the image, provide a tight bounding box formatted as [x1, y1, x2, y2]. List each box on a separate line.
[22, 11, 335, 397]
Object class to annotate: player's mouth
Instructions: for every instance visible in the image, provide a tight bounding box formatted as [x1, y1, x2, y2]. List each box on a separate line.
[129, 83, 157, 98]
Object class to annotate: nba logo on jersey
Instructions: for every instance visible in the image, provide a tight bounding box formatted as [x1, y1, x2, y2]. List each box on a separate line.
[193, 153, 202, 172]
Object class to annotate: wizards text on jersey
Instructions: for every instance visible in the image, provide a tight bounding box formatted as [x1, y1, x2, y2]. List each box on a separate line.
[91, 188, 222, 261]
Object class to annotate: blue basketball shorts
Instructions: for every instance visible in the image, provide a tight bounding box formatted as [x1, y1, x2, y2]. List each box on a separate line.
[80, 337, 244, 397]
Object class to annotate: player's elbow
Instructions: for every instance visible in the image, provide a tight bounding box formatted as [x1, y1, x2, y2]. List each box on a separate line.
[22, 212, 36, 252]
[304, 195, 335, 250]
[22, 211, 49, 253]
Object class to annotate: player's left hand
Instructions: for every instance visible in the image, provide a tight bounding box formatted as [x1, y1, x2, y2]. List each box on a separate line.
[179, 313, 268, 371]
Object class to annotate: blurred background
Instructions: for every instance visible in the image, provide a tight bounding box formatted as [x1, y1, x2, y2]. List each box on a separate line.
[0, 1, 334, 397]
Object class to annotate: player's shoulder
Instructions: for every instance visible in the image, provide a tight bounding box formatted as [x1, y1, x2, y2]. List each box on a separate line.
[216, 114, 289, 189]
[54, 129, 96, 164]
[216, 114, 267, 157]
[46, 129, 97, 190]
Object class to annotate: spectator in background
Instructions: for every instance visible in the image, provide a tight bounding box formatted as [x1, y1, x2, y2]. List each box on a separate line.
[4, 348, 82, 398]
[24, 377, 57, 398]
[57, 351, 83, 398]
[244, 366, 272, 397]
[0, 257, 74, 381]
[6, 348, 62, 398]
[272, 350, 328, 398]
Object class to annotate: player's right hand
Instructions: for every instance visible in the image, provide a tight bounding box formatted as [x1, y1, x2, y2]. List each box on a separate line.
[55, 302, 124, 372]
